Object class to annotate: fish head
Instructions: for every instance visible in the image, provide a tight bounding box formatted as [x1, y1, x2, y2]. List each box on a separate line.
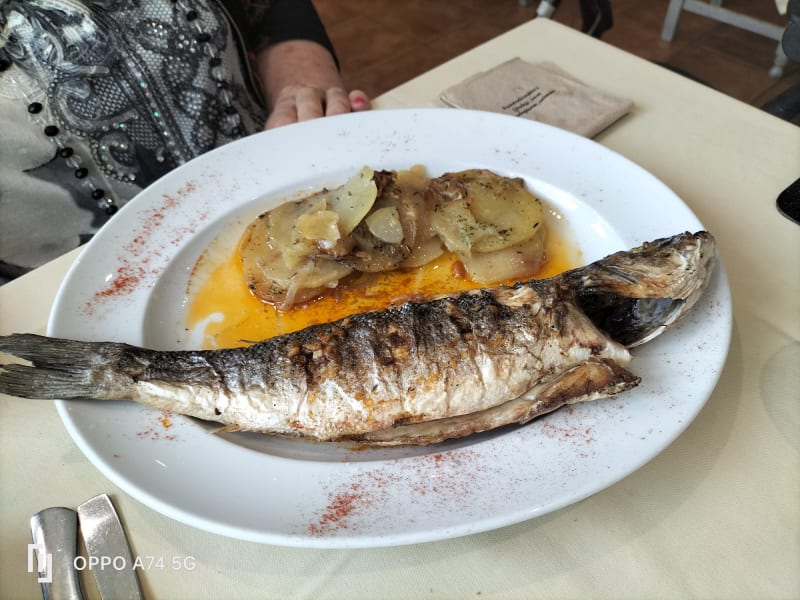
[568, 231, 717, 348]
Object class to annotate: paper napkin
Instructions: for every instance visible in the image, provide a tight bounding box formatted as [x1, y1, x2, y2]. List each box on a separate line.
[440, 58, 633, 137]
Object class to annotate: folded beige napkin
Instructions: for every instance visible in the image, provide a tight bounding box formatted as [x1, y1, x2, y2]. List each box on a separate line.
[440, 58, 633, 137]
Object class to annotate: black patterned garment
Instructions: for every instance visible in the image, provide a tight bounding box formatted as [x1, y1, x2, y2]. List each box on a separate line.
[0, 0, 335, 282]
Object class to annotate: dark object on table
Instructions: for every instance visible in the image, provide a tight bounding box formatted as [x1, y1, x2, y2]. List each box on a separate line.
[762, 1, 800, 125]
[777, 177, 800, 225]
[579, 0, 613, 37]
[782, 0, 800, 61]
[533, 0, 613, 38]
[762, 85, 800, 124]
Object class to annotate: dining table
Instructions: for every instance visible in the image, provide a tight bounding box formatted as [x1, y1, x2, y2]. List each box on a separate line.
[1, 17, 798, 600]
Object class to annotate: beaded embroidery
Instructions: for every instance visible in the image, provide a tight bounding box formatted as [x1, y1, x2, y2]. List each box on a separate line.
[0, 0, 267, 212]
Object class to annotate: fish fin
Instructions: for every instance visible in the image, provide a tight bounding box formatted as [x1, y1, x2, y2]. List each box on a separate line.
[523, 357, 640, 418]
[0, 333, 131, 400]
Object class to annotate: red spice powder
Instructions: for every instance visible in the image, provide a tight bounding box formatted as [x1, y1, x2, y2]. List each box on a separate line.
[307, 484, 370, 535]
[307, 412, 607, 537]
[135, 411, 178, 441]
[91, 264, 148, 300]
[85, 181, 206, 312]
[537, 412, 599, 460]
[307, 450, 481, 536]
[539, 420, 595, 445]
[135, 427, 176, 442]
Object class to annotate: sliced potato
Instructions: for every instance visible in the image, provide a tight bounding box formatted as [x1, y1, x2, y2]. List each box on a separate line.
[394, 164, 429, 189]
[427, 169, 544, 254]
[460, 227, 546, 284]
[262, 195, 326, 269]
[400, 236, 444, 268]
[239, 169, 375, 307]
[280, 259, 353, 309]
[239, 166, 548, 308]
[239, 206, 354, 308]
[296, 210, 341, 244]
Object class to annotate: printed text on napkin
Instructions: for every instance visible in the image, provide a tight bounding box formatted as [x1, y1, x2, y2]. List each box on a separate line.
[440, 58, 633, 138]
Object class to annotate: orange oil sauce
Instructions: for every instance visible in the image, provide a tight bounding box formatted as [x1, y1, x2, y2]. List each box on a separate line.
[186, 218, 583, 350]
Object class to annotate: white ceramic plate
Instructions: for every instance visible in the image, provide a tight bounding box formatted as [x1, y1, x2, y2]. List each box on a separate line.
[49, 109, 731, 548]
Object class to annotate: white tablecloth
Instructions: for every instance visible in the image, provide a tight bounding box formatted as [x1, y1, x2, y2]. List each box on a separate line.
[2, 19, 798, 600]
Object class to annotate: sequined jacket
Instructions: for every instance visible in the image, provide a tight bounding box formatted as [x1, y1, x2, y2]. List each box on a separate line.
[0, 0, 336, 281]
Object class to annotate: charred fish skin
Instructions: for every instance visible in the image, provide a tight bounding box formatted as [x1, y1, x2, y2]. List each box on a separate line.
[0, 231, 716, 445]
[345, 226, 718, 446]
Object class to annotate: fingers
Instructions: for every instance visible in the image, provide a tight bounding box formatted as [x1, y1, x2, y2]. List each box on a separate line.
[349, 90, 371, 112]
[321, 87, 351, 117]
[264, 86, 372, 130]
[264, 95, 299, 129]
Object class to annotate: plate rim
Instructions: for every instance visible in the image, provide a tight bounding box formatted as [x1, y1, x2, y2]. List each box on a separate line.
[47, 108, 733, 547]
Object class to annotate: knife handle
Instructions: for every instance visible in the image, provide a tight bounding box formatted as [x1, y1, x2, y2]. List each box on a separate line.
[30, 507, 84, 600]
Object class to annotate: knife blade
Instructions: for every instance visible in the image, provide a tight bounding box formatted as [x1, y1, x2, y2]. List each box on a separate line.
[30, 507, 84, 600]
[76, 494, 143, 600]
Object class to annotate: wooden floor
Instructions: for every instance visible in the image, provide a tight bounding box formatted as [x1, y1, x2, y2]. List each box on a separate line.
[314, 0, 800, 114]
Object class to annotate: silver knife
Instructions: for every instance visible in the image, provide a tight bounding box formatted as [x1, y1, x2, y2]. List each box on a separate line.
[77, 494, 143, 600]
[30, 507, 84, 600]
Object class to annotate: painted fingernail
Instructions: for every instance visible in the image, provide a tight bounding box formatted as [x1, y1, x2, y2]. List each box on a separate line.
[353, 96, 367, 107]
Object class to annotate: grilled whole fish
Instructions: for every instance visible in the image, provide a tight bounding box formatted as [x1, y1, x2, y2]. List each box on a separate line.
[0, 231, 716, 446]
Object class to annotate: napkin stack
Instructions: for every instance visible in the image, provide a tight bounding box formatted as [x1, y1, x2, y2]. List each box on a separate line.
[440, 58, 633, 138]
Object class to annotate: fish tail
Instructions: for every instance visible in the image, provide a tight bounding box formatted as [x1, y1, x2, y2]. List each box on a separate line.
[0, 333, 132, 400]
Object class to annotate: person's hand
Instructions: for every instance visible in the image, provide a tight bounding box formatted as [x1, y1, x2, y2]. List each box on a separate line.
[264, 85, 370, 129]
